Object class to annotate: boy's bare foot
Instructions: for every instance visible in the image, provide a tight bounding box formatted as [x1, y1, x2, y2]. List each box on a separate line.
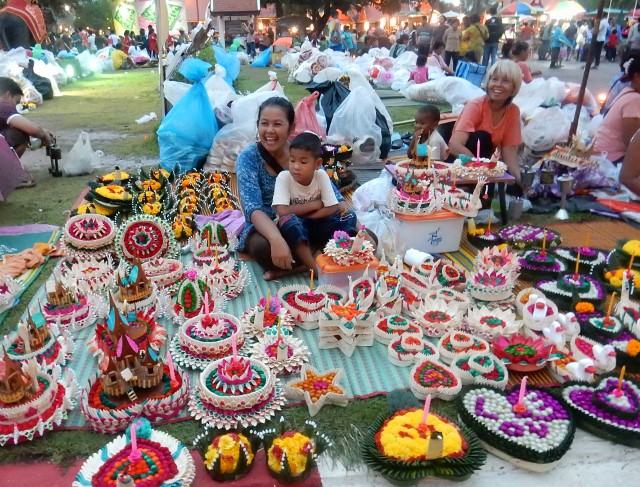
[263, 265, 307, 281]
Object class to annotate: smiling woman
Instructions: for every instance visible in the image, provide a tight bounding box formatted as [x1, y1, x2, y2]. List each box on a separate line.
[448, 59, 523, 184]
[235, 97, 355, 281]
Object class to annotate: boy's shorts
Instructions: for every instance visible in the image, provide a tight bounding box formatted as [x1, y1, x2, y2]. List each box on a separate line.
[277, 209, 357, 250]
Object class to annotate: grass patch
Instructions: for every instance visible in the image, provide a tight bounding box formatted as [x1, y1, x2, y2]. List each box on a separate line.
[0, 172, 90, 227]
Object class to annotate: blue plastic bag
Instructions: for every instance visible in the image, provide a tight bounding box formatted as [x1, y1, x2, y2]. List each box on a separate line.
[179, 58, 211, 82]
[212, 46, 240, 86]
[251, 48, 271, 68]
[157, 74, 218, 173]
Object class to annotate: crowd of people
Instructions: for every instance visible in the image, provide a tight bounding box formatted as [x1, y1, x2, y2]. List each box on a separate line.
[42, 24, 197, 61]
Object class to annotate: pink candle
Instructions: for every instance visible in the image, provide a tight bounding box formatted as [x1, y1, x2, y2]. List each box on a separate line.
[421, 394, 432, 425]
[231, 333, 238, 361]
[476, 139, 481, 162]
[129, 423, 141, 462]
[204, 291, 210, 315]
[518, 376, 527, 402]
[513, 375, 528, 413]
[166, 351, 176, 383]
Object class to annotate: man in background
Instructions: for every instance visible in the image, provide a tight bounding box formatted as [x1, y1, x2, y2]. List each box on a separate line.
[483, 5, 504, 66]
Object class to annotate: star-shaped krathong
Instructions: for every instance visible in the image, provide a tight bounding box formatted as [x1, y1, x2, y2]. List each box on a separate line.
[285, 365, 348, 416]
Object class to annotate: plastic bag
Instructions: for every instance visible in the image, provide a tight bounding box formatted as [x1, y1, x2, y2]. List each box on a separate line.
[254, 70, 285, 94]
[213, 46, 241, 86]
[328, 86, 382, 157]
[251, 48, 271, 68]
[179, 57, 211, 82]
[306, 80, 351, 132]
[64, 131, 99, 176]
[375, 70, 394, 89]
[203, 122, 255, 173]
[231, 90, 288, 128]
[157, 70, 218, 173]
[292, 91, 326, 138]
[24, 60, 52, 100]
[522, 106, 570, 152]
[352, 170, 393, 212]
[402, 77, 484, 113]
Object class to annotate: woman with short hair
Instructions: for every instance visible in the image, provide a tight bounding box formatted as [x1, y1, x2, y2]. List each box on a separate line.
[448, 59, 523, 183]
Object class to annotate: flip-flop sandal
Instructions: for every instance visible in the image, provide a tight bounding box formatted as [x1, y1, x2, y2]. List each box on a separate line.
[391, 139, 404, 150]
[16, 179, 37, 189]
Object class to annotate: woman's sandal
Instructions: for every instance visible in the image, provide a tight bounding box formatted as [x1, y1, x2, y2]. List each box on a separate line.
[16, 179, 37, 189]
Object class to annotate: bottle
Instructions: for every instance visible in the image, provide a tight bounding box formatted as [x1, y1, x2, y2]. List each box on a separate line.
[29, 137, 42, 150]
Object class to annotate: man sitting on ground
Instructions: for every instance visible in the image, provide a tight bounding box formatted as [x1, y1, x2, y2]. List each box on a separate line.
[111, 43, 135, 70]
[0, 77, 54, 187]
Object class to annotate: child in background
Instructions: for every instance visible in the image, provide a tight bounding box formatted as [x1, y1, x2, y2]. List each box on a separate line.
[272, 132, 357, 274]
[606, 29, 618, 62]
[407, 105, 449, 161]
[512, 41, 541, 83]
[410, 54, 429, 84]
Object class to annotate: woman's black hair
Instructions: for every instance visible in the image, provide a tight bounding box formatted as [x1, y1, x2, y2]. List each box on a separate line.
[502, 40, 514, 59]
[432, 40, 445, 51]
[511, 41, 529, 58]
[416, 54, 428, 67]
[621, 51, 640, 82]
[290, 132, 323, 157]
[257, 97, 295, 127]
[469, 13, 480, 24]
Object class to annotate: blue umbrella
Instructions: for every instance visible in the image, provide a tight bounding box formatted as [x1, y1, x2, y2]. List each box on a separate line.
[500, 2, 533, 15]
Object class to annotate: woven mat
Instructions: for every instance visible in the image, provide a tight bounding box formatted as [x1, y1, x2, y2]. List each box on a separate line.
[34, 193, 640, 428]
[545, 221, 639, 249]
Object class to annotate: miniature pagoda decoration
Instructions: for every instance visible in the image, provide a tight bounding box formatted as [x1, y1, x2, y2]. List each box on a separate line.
[0, 347, 35, 404]
[45, 271, 77, 307]
[403, 170, 423, 195]
[100, 295, 163, 400]
[16, 311, 49, 354]
[114, 258, 157, 311]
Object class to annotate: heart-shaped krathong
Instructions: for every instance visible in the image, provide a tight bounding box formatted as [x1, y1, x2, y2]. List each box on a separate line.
[460, 386, 575, 464]
[410, 359, 462, 401]
[561, 376, 640, 447]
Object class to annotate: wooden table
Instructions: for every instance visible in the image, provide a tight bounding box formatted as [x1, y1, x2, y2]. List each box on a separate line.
[384, 163, 517, 224]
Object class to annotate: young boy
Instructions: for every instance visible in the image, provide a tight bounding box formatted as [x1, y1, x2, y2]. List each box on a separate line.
[272, 132, 356, 274]
[407, 104, 449, 161]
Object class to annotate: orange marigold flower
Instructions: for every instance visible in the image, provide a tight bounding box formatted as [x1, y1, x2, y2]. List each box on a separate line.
[575, 302, 595, 313]
[627, 340, 640, 357]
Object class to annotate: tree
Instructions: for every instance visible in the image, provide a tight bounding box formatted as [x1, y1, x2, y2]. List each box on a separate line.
[261, 0, 403, 35]
[73, 0, 114, 30]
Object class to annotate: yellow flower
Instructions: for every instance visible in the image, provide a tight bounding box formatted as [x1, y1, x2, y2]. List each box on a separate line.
[140, 179, 161, 191]
[95, 185, 132, 201]
[468, 228, 485, 237]
[204, 433, 253, 474]
[267, 432, 314, 477]
[376, 409, 465, 461]
[622, 240, 640, 256]
[143, 202, 162, 215]
[605, 269, 640, 288]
